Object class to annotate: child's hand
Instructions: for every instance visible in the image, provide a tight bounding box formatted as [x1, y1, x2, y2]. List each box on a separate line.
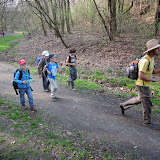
[43, 66, 47, 70]
[48, 71, 51, 75]
[22, 80, 27, 84]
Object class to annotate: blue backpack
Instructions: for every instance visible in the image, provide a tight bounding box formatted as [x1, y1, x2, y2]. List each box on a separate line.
[37, 56, 43, 65]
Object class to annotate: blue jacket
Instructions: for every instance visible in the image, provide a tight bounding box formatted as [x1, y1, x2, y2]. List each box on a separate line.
[14, 69, 33, 88]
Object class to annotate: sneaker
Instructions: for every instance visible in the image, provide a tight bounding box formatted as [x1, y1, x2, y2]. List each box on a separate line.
[30, 105, 37, 112]
[72, 88, 76, 91]
[51, 97, 57, 101]
[21, 105, 27, 111]
[143, 123, 159, 130]
[120, 103, 125, 115]
[44, 89, 50, 92]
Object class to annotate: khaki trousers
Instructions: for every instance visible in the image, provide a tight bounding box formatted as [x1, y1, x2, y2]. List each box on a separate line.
[122, 85, 152, 124]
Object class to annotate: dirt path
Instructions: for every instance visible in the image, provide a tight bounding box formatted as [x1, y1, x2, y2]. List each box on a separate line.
[0, 62, 160, 159]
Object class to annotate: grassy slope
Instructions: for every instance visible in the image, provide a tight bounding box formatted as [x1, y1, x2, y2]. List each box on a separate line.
[0, 35, 23, 52]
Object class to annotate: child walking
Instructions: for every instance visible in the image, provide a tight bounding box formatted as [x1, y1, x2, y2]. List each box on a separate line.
[14, 59, 37, 111]
[38, 51, 50, 92]
[66, 48, 77, 90]
[45, 54, 59, 100]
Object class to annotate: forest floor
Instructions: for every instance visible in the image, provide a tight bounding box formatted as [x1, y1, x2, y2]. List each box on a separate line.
[0, 30, 160, 159]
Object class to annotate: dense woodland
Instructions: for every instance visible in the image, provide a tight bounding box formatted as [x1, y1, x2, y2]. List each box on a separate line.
[0, 0, 160, 44]
[1, 0, 160, 70]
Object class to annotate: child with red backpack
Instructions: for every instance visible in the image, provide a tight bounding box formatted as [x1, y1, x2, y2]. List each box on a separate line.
[14, 59, 37, 111]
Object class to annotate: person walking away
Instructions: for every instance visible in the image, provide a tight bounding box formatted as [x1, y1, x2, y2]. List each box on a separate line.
[2, 32, 4, 37]
[0, 32, 2, 38]
[38, 51, 50, 92]
[14, 59, 37, 111]
[120, 39, 160, 129]
[44, 54, 59, 100]
[66, 48, 77, 90]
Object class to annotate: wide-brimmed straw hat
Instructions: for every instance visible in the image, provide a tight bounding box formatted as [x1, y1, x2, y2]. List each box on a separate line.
[144, 39, 160, 54]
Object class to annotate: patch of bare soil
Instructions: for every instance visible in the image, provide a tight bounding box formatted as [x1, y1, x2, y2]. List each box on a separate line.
[3, 27, 160, 72]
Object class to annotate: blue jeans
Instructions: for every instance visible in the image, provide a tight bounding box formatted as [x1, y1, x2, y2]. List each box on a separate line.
[19, 87, 34, 106]
[69, 68, 77, 89]
[42, 75, 50, 89]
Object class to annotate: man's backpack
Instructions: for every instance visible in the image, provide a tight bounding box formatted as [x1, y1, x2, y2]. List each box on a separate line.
[126, 56, 150, 80]
[37, 56, 43, 65]
[66, 55, 76, 66]
[12, 69, 31, 95]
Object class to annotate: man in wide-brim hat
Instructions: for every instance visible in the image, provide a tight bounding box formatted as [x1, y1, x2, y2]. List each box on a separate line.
[120, 39, 160, 129]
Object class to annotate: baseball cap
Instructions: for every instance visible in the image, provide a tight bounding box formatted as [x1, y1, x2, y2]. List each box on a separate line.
[49, 54, 56, 59]
[42, 51, 49, 56]
[70, 48, 76, 53]
[19, 59, 27, 65]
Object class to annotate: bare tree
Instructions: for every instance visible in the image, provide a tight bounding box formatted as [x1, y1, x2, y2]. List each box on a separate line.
[155, 0, 160, 36]
[108, 0, 117, 41]
[26, 0, 69, 48]
[92, 0, 116, 41]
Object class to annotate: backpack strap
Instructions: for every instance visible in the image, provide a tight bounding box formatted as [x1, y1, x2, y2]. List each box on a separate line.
[69, 55, 76, 63]
[145, 57, 150, 71]
[18, 69, 30, 80]
[27, 69, 30, 74]
[19, 70, 23, 80]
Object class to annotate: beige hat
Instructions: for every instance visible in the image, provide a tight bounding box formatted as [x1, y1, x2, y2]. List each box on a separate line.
[144, 39, 160, 54]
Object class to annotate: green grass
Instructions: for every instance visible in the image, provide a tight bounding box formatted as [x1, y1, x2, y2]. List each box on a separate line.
[57, 74, 102, 91]
[152, 98, 160, 108]
[0, 35, 23, 52]
[129, 92, 138, 97]
[0, 97, 115, 159]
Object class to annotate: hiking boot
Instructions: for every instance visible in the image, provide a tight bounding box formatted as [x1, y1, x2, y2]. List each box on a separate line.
[120, 103, 125, 115]
[21, 105, 27, 111]
[143, 123, 159, 130]
[30, 105, 37, 112]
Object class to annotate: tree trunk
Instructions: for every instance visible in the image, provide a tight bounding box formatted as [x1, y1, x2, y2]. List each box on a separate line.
[64, 0, 71, 34]
[108, 0, 117, 41]
[43, 0, 52, 30]
[155, 0, 160, 36]
[50, 0, 59, 37]
[60, 0, 65, 34]
[40, 14, 47, 36]
[92, 0, 110, 39]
